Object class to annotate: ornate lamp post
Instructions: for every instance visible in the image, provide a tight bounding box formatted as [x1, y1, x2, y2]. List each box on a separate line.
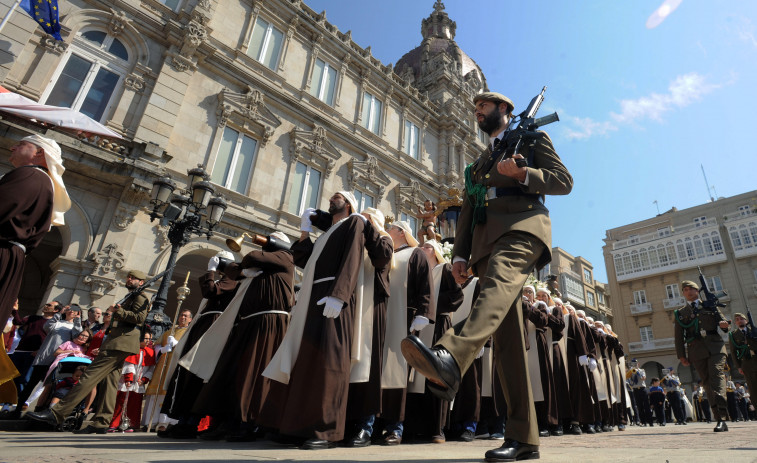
[145, 164, 227, 338]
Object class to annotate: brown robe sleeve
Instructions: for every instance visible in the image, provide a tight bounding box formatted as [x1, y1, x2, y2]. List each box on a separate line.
[436, 263, 464, 314]
[290, 237, 315, 269]
[407, 247, 434, 321]
[0, 166, 54, 251]
[199, 271, 238, 298]
[547, 306, 566, 340]
[326, 216, 367, 303]
[364, 223, 393, 300]
[241, 249, 294, 273]
[568, 316, 590, 357]
[523, 302, 549, 329]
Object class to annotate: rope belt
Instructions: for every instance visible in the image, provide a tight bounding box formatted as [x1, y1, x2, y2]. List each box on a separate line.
[198, 310, 223, 318]
[313, 276, 336, 285]
[239, 310, 290, 320]
[1, 239, 26, 254]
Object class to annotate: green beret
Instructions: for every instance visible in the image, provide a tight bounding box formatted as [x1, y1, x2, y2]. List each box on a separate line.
[733, 312, 747, 320]
[128, 270, 148, 281]
[681, 280, 699, 290]
[473, 92, 514, 112]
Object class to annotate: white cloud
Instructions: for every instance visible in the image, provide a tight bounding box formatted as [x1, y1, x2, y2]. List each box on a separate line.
[562, 72, 720, 141]
[735, 17, 757, 48]
[610, 72, 719, 123]
[564, 116, 617, 140]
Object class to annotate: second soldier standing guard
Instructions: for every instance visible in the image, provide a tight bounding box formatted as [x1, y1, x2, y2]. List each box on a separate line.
[674, 280, 730, 432]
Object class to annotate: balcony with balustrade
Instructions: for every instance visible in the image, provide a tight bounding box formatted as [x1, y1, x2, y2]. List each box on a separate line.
[629, 302, 653, 315]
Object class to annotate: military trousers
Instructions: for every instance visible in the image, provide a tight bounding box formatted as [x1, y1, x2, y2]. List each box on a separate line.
[690, 352, 728, 421]
[740, 357, 757, 403]
[438, 231, 545, 446]
[51, 349, 130, 428]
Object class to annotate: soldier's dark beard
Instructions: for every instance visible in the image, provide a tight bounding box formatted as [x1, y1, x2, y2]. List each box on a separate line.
[478, 108, 505, 136]
[125, 281, 139, 290]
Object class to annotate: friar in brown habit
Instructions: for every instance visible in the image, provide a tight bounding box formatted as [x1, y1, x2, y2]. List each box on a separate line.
[376, 220, 434, 445]
[0, 135, 70, 322]
[525, 288, 558, 438]
[564, 304, 596, 434]
[344, 208, 394, 448]
[261, 191, 367, 450]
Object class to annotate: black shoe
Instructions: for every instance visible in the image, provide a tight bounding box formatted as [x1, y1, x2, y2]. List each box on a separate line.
[602, 425, 612, 432]
[459, 430, 475, 442]
[550, 425, 563, 436]
[301, 438, 336, 450]
[538, 428, 550, 438]
[383, 431, 402, 445]
[714, 421, 728, 432]
[583, 424, 596, 434]
[681, 421, 687, 425]
[618, 424, 626, 431]
[400, 335, 460, 402]
[347, 429, 371, 447]
[568, 424, 582, 435]
[198, 424, 228, 441]
[24, 409, 59, 427]
[484, 438, 540, 462]
[73, 425, 107, 434]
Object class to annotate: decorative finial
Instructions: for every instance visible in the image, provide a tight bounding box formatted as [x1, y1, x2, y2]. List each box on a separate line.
[433, 1, 445, 13]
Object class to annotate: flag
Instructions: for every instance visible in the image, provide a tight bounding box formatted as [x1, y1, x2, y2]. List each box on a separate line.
[20, 0, 62, 41]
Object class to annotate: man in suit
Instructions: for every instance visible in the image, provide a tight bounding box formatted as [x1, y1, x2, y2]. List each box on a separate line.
[729, 312, 757, 403]
[401, 91, 573, 461]
[674, 280, 730, 432]
[26, 270, 150, 433]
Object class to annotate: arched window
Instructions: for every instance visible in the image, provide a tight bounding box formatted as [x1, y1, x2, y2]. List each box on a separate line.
[41, 29, 130, 122]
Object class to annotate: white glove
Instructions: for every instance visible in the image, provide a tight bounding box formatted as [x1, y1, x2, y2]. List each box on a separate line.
[242, 268, 263, 278]
[207, 256, 219, 271]
[533, 301, 548, 311]
[163, 335, 179, 352]
[300, 207, 316, 232]
[476, 347, 485, 359]
[318, 296, 344, 318]
[409, 315, 430, 333]
[579, 355, 589, 366]
[588, 358, 598, 372]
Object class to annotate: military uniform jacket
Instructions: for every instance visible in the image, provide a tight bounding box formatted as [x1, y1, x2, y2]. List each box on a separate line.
[674, 300, 727, 362]
[452, 131, 572, 271]
[729, 326, 757, 368]
[102, 292, 150, 354]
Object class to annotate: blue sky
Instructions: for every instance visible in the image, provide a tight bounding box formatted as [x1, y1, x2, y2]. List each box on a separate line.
[306, 0, 757, 282]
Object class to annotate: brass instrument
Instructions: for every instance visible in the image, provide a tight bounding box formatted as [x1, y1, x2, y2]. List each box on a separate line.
[226, 232, 291, 252]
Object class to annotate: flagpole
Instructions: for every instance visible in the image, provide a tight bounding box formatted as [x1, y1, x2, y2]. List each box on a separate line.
[0, 0, 22, 37]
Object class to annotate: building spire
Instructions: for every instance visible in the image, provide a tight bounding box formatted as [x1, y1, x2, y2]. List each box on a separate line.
[422, 1, 456, 40]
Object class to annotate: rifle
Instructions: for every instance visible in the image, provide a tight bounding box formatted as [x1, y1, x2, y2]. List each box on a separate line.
[697, 266, 727, 313]
[115, 269, 171, 307]
[495, 86, 560, 167]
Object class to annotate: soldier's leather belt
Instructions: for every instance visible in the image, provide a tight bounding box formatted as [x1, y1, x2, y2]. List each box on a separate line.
[705, 329, 718, 336]
[486, 187, 544, 204]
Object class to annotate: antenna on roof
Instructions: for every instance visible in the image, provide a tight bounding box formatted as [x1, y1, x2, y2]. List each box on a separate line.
[701, 164, 715, 202]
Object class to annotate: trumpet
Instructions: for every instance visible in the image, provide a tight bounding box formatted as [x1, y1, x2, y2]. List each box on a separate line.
[226, 232, 291, 253]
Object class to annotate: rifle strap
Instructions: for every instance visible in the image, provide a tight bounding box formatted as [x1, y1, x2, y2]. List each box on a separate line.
[729, 331, 751, 360]
[675, 309, 700, 344]
[464, 162, 488, 233]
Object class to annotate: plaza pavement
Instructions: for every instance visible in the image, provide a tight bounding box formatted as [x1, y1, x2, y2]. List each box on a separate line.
[1, 421, 756, 462]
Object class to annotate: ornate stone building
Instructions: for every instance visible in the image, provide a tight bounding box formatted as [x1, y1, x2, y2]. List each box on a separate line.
[537, 247, 614, 323]
[603, 190, 757, 394]
[0, 0, 489, 315]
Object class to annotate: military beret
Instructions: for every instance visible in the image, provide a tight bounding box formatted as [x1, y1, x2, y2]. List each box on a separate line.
[733, 312, 747, 320]
[681, 280, 699, 290]
[128, 270, 148, 281]
[473, 92, 514, 112]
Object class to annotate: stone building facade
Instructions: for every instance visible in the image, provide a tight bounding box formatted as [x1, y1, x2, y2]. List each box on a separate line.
[603, 190, 757, 393]
[537, 247, 614, 323]
[0, 0, 490, 315]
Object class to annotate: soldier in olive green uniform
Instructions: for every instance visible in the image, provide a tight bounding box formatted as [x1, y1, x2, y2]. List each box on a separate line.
[729, 313, 757, 402]
[674, 280, 730, 432]
[27, 270, 150, 433]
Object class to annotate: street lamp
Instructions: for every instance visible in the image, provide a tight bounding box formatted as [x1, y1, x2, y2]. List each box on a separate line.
[145, 164, 227, 339]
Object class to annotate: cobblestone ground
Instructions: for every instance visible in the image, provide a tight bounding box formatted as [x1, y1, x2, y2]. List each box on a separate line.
[1, 421, 756, 462]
